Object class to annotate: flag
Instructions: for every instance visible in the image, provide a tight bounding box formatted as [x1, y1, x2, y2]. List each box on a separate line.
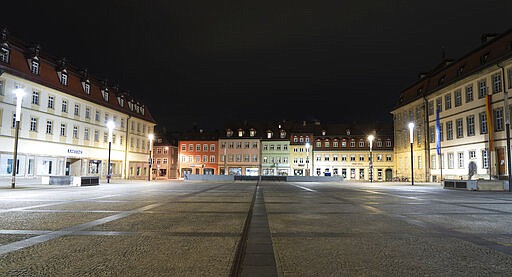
[486, 94, 493, 150]
[435, 108, 441, 155]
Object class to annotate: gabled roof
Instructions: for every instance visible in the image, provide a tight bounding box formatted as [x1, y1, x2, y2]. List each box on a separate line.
[393, 28, 512, 111]
[0, 27, 156, 123]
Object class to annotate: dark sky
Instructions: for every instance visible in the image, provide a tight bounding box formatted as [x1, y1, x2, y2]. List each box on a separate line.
[1, 1, 511, 132]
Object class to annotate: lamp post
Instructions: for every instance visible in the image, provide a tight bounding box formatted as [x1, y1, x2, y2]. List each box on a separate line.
[305, 142, 310, 176]
[367, 135, 374, 182]
[148, 133, 154, 181]
[106, 120, 115, 183]
[11, 88, 25, 189]
[408, 122, 415, 186]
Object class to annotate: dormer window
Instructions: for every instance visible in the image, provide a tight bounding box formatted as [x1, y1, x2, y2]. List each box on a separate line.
[226, 129, 233, 137]
[83, 82, 90, 94]
[266, 131, 272, 139]
[31, 60, 40, 75]
[249, 129, 256, 137]
[238, 129, 244, 137]
[128, 101, 134, 111]
[280, 130, 286, 138]
[321, 130, 326, 136]
[0, 47, 9, 63]
[135, 105, 140, 113]
[101, 89, 109, 101]
[117, 96, 124, 107]
[60, 72, 68, 85]
[140, 106, 145, 115]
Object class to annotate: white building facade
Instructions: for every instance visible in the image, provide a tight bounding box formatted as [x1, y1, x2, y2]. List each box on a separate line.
[0, 29, 156, 180]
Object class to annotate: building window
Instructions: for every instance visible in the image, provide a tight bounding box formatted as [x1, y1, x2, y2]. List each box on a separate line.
[31, 60, 40, 75]
[478, 80, 487, 98]
[469, 150, 476, 159]
[32, 91, 39, 105]
[455, 118, 463, 139]
[482, 149, 489, 169]
[0, 47, 9, 63]
[61, 100, 68, 113]
[479, 112, 488, 134]
[84, 83, 90, 94]
[48, 96, 55, 109]
[46, 120, 53, 134]
[30, 117, 37, 132]
[444, 94, 452, 110]
[508, 68, 512, 89]
[358, 141, 364, 147]
[428, 100, 434, 115]
[324, 155, 330, 162]
[436, 97, 442, 112]
[457, 152, 464, 168]
[494, 108, 504, 132]
[94, 130, 99, 142]
[447, 153, 454, 169]
[350, 141, 355, 147]
[446, 121, 453, 140]
[60, 73, 68, 86]
[74, 104, 80, 116]
[60, 123, 66, 136]
[430, 155, 436, 169]
[102, 90, 109, 101]
[210, 144, 215, 151]
[466, 115, 475, 136]
[236, 142, 242, 149]
[84, 128, 89, 140]
[429, 126, 435, 143]
[492, 73, 502, 93]
[95, 111, 100, 122]
[72, 126, 79, 139]
[83, 107, 89, 120]
[454, 90, 462, 107]
[465, 85, 474, 103]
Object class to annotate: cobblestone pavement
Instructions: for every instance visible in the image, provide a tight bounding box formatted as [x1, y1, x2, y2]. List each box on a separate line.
[1, 180, 512, 276]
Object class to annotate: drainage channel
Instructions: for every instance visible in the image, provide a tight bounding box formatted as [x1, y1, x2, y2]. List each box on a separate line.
[230, 182, 278, 277]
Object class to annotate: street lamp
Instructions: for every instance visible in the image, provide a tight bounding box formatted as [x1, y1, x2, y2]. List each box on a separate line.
[11, 88, 25, 189]
[148, 133, 154, 181]
[305, 142, 310, 176]
[106, 120, 115, 183]
[367, 135, 374, 182]
[408, 122, 415, 186]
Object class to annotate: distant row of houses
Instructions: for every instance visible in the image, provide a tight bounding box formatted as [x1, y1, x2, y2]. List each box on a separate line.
[176, 122, 394, 181]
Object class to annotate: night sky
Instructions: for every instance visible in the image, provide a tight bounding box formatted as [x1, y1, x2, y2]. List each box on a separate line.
[1, 1, 511, 132]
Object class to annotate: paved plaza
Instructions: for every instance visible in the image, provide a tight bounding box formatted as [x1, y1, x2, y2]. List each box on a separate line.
[1, 179, 512, 276]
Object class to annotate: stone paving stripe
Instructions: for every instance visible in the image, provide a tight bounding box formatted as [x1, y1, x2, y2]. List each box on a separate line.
[0, 183, 227, 256]
[291, 184, 316, 192]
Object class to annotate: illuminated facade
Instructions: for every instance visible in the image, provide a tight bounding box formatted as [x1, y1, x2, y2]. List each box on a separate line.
[218, 128, 260, 176]
[313, 128, 394, 181]
[392, 30, 512, 181]
[178, 139, 218, 176]
[261, 128, 290, 176]
[289, 132, 313, 176]
[152, 142, 178, 179]
[0, 28, 156, 180]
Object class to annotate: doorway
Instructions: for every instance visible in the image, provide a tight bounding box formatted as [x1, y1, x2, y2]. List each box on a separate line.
[497, 148, 506, 177]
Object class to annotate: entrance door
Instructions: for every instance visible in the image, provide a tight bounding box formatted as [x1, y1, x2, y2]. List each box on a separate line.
[65, 162, 70, 176]
[497, 148, 506, 177]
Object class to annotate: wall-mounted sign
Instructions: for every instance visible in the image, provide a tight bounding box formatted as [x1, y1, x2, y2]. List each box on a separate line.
[67, 149, 83, 155]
